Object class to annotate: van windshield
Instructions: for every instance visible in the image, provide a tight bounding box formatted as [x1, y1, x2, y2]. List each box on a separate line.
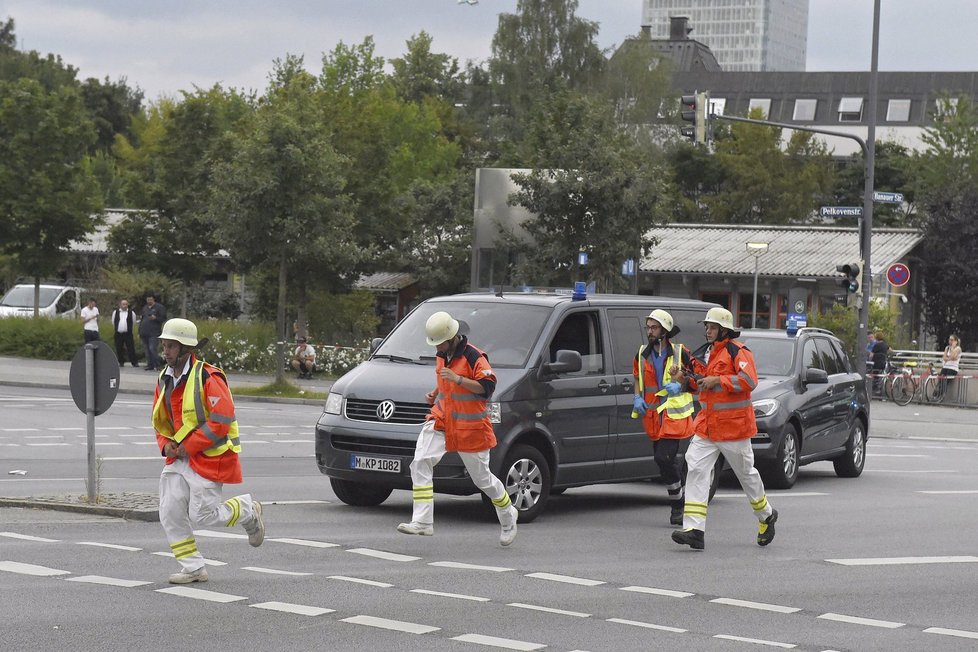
[375, 301, 552, 368]
[0, 286, 61, 308]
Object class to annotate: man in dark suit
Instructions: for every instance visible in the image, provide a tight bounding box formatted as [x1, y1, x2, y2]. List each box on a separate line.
[112, 298, 139, 367]
[140, 293, 167, 371]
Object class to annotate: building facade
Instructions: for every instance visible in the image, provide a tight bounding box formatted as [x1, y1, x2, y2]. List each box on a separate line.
[642, 0, 809, 71]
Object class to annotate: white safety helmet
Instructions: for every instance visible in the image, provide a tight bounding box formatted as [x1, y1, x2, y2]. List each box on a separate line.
[646, 309, 675, 334]
[425, 311, 459, 346]
[702, 307, 736, 330]
[159, 318, 198, 347]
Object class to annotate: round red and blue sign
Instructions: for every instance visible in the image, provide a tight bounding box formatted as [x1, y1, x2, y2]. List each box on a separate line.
[886, 263, 910, 287]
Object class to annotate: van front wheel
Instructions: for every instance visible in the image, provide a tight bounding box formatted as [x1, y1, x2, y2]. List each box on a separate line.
[329, 478, 393, 506]
[496, 445, 551, 524]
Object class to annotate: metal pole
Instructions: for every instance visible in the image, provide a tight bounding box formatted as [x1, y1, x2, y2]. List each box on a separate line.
[85, 343, 96, 502]
[752, 255, 760, 329]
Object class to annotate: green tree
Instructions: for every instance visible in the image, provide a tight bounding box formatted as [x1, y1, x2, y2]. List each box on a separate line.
[506, 91, 666, 292]
[80, 75, 144, 153]
[832, 141, 914, 228]
[912, 95, 978, 348]
[0, 77, 102, 313]
[209, 55, 359, 381]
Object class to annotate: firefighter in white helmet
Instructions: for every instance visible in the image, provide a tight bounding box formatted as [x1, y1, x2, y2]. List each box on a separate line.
[671, 307, 777, 551]
[153, 318, 265, 584]
[397, 310, 518, 546]
[632, 309, 695, 526]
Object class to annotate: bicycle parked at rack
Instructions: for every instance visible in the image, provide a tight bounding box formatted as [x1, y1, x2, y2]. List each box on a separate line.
[881, 357, 919, 406]
[923, 363, 955, 404]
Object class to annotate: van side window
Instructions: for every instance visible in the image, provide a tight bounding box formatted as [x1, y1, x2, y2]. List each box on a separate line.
[56, 290, 76, 314]
[609, 310, 647, 374]
[550, 311, 603, 375]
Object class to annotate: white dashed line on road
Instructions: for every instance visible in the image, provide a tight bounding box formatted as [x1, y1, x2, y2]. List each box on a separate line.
[250, 601, 333, 616]
[713, 633, 796, 648]
[268, 537, 339, 548]
[348, 548, 420, 562]
[429, 561, 514, 572]
[917, 490, 978, 494]
[710, 597, 801, 613]
[411, 588, 490, 602]
[818, 612, 904, 628]
[0, 561, 70, 576]
[451, 633, 545, 650]
[242, 566, 313, 576]
[156, 586, 248, 603]
[67, 575, 151, 587]
[76, 542, 142, 551]
[508, 602, 590, 618]
[923, 627, 978, 640]
[826, 556, 978, 566]
[606, 618, 686, 633]
[525, 571, 605, 586]
[340, 614, 439, 634]
[0, 532, 59, 542]
[328, 575, 393, 588]
[620, 585, 694, 598]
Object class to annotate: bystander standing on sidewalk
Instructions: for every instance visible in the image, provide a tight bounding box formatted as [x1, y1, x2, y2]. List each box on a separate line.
[80, 298, 100, 343]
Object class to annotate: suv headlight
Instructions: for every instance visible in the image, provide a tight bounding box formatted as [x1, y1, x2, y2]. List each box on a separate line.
[752, 398, 779, 418]
[487, 402, 501, 424]
[324, 392, 343, 415]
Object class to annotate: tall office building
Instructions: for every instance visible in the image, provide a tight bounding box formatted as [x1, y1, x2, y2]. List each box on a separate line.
[642, 0, 809, 71]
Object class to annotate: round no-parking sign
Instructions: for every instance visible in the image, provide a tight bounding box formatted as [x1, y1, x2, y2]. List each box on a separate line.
[887, 263, 910, 287]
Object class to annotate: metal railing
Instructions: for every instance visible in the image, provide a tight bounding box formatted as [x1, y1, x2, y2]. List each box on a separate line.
[867, 350, 978, 408]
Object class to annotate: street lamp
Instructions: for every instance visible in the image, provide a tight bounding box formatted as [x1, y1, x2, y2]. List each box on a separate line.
[746, 242, 769, 329]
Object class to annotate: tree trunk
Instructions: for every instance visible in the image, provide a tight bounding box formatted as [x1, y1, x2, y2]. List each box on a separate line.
[275, 256, 288, 384]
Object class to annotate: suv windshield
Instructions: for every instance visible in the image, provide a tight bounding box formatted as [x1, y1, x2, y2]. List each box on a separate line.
[375, 301, 552, 368]
[738, 336, 796, 376]
[0, 286, 61, 308]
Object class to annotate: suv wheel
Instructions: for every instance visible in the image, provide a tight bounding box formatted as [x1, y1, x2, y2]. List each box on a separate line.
[329, 478, 393, 506]
[763, 423, 799, 489]
[497, 444, 551, 523]
[833, 419, 866, 477]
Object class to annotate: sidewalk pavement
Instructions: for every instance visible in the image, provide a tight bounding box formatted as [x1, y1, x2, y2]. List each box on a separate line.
[0, 354, 333, 520]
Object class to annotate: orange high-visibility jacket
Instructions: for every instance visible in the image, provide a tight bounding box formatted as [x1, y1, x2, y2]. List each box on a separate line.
[632, 341, 694, 441]
[690, 338, 758, 442]
[429, 337, 497, 453]
[153, 355, 243, 483]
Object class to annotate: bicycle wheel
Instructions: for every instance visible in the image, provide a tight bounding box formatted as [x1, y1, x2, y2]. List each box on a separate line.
[891, 375, 915, 406]
[923, 375, 939, 403]
[882, 374, 895, 402]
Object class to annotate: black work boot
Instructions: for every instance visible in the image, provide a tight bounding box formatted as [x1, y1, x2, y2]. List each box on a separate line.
[757, 509, 778, 546]
[671, 528, 705, 550]
[669, 500, 684, 527]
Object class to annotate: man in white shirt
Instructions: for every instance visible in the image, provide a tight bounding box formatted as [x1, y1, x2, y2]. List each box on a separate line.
[291, 336, 317, 379]
[80, 298, 100, 343]
[111, 298, 138, 366]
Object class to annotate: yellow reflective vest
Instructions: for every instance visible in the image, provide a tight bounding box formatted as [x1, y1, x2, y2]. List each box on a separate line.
[152, 360, 241, 458]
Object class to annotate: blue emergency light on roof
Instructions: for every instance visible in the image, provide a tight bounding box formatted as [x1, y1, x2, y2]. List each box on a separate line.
[572, 281, 587, 301]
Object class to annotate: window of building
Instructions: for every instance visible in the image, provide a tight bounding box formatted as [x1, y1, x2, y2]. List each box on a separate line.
[737, 292, 771, 329]
[886, 99, 911, 122]
[936, 97, 959, 119]
[700, 292, 730, 309]
[748, 98, 772, 118]
[792, 99, 817, 121]
[838, 97, 864, 122]
[708, 97, 727, 116]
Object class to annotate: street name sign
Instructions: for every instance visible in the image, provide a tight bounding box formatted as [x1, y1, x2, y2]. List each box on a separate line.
[873, 191, 904, 204]
[820, 206, 863, 217]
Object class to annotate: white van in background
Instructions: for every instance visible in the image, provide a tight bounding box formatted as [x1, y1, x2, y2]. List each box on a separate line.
[0, 284, 82, 318]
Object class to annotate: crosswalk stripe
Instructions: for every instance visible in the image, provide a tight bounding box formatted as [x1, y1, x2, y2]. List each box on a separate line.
[268, 537, 339, 548]
[713, 634, 795, 648]
[525, 572, 604, 586]
[77, 542, 142, 551]
[826, 556, 978, 566]
[508, 602, 590, 618]
[348, 548, 420, 562]
[156, 586, 248, 602]
[327, 575, 393, 588]
[607, 618, 686, 633]
[621, 585, 694, 598]
[923, 627, 978, 640]
[710, 597, 801, 613]
[340, 614, 439, 634]
[0, 532, 59, 542]
[67, 575, 151, 587]
[818, 612, 904, 628]
[429, 561, 514, 572]
[243, 567, 313, 576]
[411, 589, 490, 602]
[0, 561, 70, 576]
[451, 633, 545, 650]
[250, 601, 333, 615]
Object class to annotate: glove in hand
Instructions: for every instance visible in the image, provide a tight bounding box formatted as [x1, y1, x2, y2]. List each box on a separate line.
[664, 382, 682, 397]
[632, 395, 648, 413]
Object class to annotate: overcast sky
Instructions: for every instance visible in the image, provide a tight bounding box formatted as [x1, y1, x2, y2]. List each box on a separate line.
[6, 1, 978, 101]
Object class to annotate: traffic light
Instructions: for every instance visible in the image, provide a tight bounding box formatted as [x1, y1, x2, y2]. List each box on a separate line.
[680, 91, 708, 145]
[836, 262, 862, 295]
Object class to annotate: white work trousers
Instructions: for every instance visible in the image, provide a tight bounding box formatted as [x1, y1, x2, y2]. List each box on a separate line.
[159, 457, 258, 572]
[409, 420, 515, 527]
[683, 435, 773, 532]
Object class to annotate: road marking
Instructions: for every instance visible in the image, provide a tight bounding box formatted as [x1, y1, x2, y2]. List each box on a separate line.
[250, 601, 334, 616]
[508, 602, 590, 618]
[411, 589, 490, 602]
[195, 529, 247, 540]
[864, 469, 954, 474]
[451, 634, 545, 650]
[0, 561, 70, 576]
[328, 575, 393, 588]
[606, 618, 686, 633]
[818, 613, 904, 628]
[97, 427, 136, 431]
[77, 542, 142, 551]
[867, 453, 929, 458]
[67, 575, 151, 587]
[0, 532, 59, 542]
[24, 433, 60, 437]
[826, 556, 978, 566]
[268, 500, 330, 505]
[348, 548, 420, 562]
[151, 552, 227, 566]
[243, 566, 313, 576]
[714, 491, 828, 498]
[621, 585, 694, 598]
[923, 627, 978, 640]
[4, 428, 40, 432]
[275, 439, 314, 443]
[917, 490, 978, 494]
[269, 537, 339, 548]
[156, 586, 248, 602]
[714, 634, 795, 648]
[96, 442, 123, 446]
[244, 440, 269, 444]
[429, 561, 514, 572]
[341, 615, 439, 634]
[710, 597, 801, 613]
[525, 572, 605, 586]
[25, 442, 70, 447]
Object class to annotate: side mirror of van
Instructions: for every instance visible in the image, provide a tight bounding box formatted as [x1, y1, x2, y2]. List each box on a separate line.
[369, 337, 384, 353]
[803, 368, 829, 385]
[541, 349, 583, 376]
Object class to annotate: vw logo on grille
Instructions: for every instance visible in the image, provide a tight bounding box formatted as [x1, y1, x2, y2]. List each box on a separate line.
[376, 400, 396, 421]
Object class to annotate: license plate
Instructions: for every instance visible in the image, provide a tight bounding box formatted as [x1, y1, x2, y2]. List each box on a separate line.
[351, 455, 401, 473]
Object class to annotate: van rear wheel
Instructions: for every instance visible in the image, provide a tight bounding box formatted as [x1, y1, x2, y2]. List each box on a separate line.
[329, 478, 393, 506]
[494, 444, 551, 523]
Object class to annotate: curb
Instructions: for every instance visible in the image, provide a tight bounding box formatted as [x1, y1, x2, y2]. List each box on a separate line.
[0, 496, 160, 522]
[0, 379, 326, 406]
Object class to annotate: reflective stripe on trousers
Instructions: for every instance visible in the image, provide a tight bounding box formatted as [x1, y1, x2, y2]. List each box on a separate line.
[682, 436, 772, 532]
